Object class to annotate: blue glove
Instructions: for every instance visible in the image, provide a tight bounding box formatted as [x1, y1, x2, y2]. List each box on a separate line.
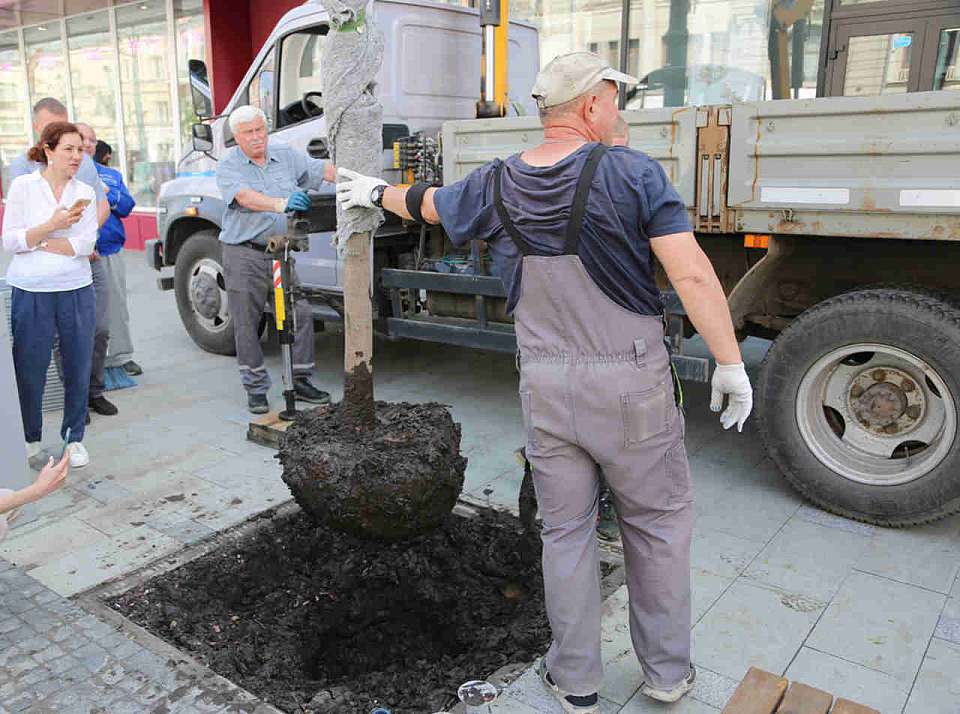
[285, 191, 311, 212]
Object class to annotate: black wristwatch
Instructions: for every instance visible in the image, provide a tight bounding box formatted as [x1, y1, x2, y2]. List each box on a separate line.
[370, 184, 386, 208]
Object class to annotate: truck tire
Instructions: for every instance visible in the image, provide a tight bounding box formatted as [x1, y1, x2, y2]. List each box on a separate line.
[756, 288, 960, 526]
[173, 231, 236, 356]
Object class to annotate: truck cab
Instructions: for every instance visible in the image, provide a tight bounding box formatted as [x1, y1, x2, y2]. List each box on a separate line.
[149, 0, 538, 355]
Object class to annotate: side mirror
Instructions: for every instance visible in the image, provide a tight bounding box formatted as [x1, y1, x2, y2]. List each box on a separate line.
[192, 123, 214, 154]
[188, 59, 214, 119]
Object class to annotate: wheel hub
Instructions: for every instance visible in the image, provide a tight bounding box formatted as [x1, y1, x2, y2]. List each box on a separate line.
[190, 269, 222, 320]
[848, 367, 925, 436]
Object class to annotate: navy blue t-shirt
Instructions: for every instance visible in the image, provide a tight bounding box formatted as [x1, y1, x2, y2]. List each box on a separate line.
[433, 143, 692, 316]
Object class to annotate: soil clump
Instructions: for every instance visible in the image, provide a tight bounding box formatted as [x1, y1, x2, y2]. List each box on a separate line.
[110, 508, 549, 713]
[280, 401, 466, 541]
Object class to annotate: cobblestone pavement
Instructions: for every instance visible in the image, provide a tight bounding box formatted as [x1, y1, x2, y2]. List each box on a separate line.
[0, 558, 274, 713]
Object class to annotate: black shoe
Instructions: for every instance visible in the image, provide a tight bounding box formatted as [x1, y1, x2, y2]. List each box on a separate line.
[122, 360, 143, 376]
[293, 378, 330, 404]
[85, 412, 91, 425]
[248, 393, 269, 414]
[88, 395, 118, 416]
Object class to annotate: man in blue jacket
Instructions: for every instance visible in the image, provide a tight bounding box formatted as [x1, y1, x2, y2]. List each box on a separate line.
[88, 139, 137, 410]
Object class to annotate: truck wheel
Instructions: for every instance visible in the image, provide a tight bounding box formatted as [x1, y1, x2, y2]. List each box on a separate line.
[173, 231, 236, 356]
[756, 288, 960, 526]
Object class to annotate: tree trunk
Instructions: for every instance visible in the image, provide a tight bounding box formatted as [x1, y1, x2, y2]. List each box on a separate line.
[341, 231, 374, 430]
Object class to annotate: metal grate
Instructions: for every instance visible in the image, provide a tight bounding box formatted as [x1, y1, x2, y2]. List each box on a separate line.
[0, 282, 66, 414]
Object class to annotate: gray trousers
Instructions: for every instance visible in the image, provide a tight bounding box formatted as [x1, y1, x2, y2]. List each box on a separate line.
[88, 256, 110, 399]
[221, 242, 315, 394]
[102, 252, 134, 368]
[517, 255, 693, 696]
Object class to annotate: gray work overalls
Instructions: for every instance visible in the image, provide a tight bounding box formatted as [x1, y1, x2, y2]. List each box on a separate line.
[495, 144, 694, 695]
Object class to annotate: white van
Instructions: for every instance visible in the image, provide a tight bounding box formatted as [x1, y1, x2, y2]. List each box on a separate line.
[149, 0, 538, 355]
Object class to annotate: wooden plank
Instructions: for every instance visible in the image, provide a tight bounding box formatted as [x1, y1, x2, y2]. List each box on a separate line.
[247, 406, 328, 449]
[722, 668, 789, 714]
[776, 682, 833, 714]
[831, 700, 880, 714]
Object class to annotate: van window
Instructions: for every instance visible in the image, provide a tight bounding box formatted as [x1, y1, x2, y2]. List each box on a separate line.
[234, 47, 276, 136]
[276, 26, 328, 128]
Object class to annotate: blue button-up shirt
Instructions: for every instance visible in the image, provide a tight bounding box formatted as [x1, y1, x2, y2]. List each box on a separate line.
[7, 153, 107, 203]
[215, 140, 329, 246]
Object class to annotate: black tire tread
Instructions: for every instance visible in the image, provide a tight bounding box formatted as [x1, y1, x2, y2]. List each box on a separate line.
[758, 286, 960, 527]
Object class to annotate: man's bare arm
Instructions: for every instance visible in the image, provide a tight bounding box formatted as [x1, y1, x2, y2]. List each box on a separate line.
[381, 186, 441, 224]
[651, 231, 741, 365]
[234, 189, 289, 214]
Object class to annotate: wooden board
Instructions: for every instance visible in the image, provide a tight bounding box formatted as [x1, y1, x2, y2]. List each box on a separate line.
[831, 700, 880, 714]
[247, 406, 329, 448]
[776, 682, 833, 714]
[722, 668, 788, 714]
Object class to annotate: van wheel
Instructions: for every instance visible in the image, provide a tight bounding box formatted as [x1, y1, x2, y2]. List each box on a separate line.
[756, 288, 960, 526]
[174, 231, 236, 356]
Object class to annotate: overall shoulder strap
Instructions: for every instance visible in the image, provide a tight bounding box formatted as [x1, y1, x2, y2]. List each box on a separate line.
[493, 160, 536, 257]
[563, 143, 609, 255]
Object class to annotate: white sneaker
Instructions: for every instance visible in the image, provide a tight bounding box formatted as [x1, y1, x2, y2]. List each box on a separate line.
[537, 659, 600, 713]
[67, 442, 89, 468]
[25, 441, 42, 459]
[640, 665, 696, 703]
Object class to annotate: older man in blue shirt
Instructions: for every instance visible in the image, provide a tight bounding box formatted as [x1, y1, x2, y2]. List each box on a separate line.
[216, 105, 335, 414]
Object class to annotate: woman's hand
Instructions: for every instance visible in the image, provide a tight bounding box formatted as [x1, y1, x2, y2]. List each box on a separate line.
[47, 206, 83, 233]
[29, 452, 71, 500]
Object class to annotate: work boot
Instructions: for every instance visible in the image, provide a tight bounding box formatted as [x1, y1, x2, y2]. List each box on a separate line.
[122, 360, 143, 376]
[596, 495, 620, 542]
[89, 395, 119, 416]
[293, 378, 331, 404]
[248, 393, 269, 415]
[640, 665, 696, 703]
[537, 659, 599, 713]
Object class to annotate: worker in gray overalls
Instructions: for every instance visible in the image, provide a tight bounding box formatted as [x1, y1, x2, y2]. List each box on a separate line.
[335, 52, 754, 711]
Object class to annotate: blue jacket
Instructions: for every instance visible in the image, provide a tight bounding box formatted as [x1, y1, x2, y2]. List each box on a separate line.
[94, 163, 135, 256]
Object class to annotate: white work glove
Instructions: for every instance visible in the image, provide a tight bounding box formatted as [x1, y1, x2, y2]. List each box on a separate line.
[335, 167, 387, 210]
[710, 363, 753, 432]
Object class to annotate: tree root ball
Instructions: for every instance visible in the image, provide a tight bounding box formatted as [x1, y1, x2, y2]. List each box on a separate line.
[279, 401, 467, 541]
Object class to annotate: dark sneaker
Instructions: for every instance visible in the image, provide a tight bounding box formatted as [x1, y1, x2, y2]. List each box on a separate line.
[640, 665, 696, 703]
[537, 659, 599, 713]
[85, 411, 91, 425]
[596, 496, 620, 542]
[122, 360, 143, 376]
[248, 393, 269, 414]
[88, 395, 119, 416]
[293, 378, 330, 404]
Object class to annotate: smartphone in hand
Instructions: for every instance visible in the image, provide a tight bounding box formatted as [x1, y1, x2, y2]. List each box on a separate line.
[60, 427, 71, 460]
[69, 198, 91, 212]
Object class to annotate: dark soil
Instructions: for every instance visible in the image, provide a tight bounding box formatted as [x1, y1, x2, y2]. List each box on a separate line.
[279, 401, 466, 541]
[110, 508, 548, 714]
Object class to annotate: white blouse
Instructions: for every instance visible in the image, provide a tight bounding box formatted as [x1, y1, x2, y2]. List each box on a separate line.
[2, 170, 98, 292]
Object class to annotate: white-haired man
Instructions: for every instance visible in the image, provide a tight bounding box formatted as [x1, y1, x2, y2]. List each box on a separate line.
[216, 105, 336, 413]
[336, 52, 753, 710]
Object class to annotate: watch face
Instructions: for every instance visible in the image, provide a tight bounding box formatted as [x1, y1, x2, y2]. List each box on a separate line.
[372, 185, 384, 207]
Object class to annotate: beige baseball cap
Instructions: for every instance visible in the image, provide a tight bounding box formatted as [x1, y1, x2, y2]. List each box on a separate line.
[532, 52, 638, 109]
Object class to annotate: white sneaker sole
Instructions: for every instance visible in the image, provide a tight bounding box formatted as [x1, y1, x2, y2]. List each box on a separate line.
[640, 668, 696, 703]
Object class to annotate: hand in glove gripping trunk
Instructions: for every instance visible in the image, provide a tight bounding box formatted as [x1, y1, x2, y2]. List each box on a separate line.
[336, 168, 387, 210]
[710, 363, 753, 432]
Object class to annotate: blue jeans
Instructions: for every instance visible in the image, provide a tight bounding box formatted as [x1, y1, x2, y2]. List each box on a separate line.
[11, 285, 95, 444]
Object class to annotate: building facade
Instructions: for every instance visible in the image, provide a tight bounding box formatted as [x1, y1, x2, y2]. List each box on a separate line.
[0, 0, 956, 246]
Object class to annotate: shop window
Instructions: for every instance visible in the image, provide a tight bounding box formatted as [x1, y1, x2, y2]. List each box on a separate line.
[275, 27, 328, 129]
[117, 0, 175, 209]
[0, 30, 28, 196]
[174, 0, 207, 152]
[67, 11, 119, 153]
[24, 24, 68, 116]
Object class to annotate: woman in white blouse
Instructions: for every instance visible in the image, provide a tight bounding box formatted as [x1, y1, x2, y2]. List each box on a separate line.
[2, 122, 98, 468]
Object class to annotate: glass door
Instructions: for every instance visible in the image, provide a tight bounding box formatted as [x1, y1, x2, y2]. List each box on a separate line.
[919, 15, 960, 92]
[826, 18, 927, 96]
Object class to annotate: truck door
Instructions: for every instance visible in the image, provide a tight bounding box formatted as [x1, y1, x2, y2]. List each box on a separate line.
[825, 5, 960, 96]
[230, 25, 337, 290]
